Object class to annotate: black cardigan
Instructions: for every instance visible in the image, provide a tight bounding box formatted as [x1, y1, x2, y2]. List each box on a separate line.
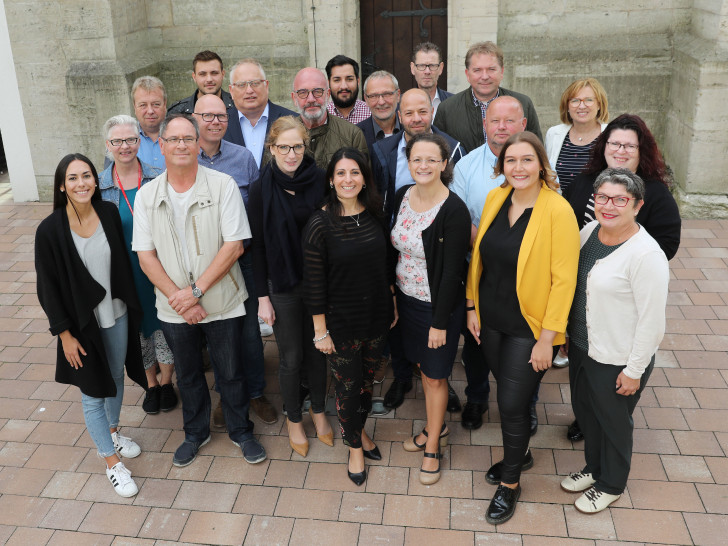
[564, 172, 682, 260]
[390, 185, 471, 329]
[35, 200, 146, 398]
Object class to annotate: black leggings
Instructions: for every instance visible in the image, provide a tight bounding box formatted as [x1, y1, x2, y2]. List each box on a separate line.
[481, 325, 556, 484]
[328, 334, 386, 448]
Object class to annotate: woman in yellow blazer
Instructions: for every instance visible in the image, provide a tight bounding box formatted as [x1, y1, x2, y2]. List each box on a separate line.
[465, 132, 580, 524]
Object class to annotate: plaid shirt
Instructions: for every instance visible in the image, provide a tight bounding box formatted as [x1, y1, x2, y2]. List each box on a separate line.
[327, 100, 371, 124]
[472, 88, 500, 141]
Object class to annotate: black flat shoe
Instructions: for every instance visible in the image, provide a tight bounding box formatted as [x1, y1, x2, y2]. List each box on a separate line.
[383, 379, 413, 409]
[529, 405, 538, 436]
[567, 419, 584, 441]
[347, 454, 367, 486]
[447, 382, 462, 413]
[363, 446, 382, 461]
[461, 402, 487, 430]
[485, 449, 534, 485]
[486, 484, 521, 525]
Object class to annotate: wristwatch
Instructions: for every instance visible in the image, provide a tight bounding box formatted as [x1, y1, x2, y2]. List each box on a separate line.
[191, 282, 203, 299]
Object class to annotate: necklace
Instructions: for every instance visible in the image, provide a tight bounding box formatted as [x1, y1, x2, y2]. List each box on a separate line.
[348, 213, 360, 227]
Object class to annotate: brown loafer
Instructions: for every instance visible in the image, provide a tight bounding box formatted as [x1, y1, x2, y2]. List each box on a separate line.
[250, 395, 278, 424]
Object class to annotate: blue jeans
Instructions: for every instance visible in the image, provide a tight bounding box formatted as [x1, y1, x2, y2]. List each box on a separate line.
[162, 316, 254, 444]
[212, 252, 266, 398]
[82, 313, 127, 457]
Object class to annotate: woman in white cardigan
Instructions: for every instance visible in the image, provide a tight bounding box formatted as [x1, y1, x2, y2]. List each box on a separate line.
[545, 78, 609, 193]
[560, 168, 669, 514]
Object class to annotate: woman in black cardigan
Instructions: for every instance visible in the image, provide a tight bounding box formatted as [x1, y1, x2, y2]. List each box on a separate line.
[35, 154, 146, 498]
[248, 116, 332, 458]
[390, 133, 471, 485]
[562, 114, 681, 443]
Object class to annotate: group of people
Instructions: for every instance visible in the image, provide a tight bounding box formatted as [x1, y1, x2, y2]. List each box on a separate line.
[34, 40, 679, 526]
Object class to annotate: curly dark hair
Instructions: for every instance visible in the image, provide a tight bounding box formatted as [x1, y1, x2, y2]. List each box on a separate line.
[323, 148, 383, 225]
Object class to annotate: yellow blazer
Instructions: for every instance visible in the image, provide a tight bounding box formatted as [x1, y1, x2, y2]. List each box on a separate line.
[466, 184, 580, 345]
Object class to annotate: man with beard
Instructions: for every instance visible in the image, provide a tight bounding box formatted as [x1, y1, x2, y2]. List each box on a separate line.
[291, 67, 369, 169]
[325, 55, 371, 124]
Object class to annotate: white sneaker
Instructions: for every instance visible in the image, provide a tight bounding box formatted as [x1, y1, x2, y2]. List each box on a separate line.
[575, 487, 620, 513]
[561, 470, 596, 492]
[112, 431, 141, 458]
[258, 317, 273, 337]
[106, 461, 138, 497]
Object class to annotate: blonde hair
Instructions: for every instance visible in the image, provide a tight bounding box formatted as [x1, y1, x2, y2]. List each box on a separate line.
[265, 116, 310, 149]
[559, 78, 609, 125]
[494, 132, 559, 191]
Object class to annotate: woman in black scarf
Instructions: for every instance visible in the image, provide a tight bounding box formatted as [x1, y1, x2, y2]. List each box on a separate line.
[248, 116, 332, 457]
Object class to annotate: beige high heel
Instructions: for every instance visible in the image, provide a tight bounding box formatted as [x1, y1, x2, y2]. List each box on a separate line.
[309, 407, 334, 446]
[287, 418, 309, 457]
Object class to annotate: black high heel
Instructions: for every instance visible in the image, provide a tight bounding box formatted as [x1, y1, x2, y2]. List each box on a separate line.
[347, 453, 367, 486]
[363, 445, 382, 461]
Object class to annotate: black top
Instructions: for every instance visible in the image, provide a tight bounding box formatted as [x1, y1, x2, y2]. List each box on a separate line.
[478, 192, 533, 338]
[554, 133, 595, 194]
[248, 155, 326, 295]
[568, 226, 623, 351]
[303, 209, 392, 341]
[35, 200, 146, 398]
[389, 185, 471, 329]
[563, 171, 681, 260]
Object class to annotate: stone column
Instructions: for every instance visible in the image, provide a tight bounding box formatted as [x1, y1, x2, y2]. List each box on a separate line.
[446, 0, 498, 92]
[304, 0, 360, 69]
[664, 1, 728, 216]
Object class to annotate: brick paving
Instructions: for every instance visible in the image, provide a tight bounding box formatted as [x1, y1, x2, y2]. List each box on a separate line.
[1, 179, 727, 545]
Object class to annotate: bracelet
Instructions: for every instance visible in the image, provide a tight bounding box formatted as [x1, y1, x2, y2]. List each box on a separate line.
[466, 306, 476, 311]
[313, 330, 330, 343]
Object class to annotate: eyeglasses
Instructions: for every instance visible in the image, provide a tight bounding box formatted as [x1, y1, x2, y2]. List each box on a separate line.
[193, 112, 229, 122]
[273, 144, 305, 155]
[294, 88, 326, 99]
[408, 158, 442, 166]
[413, 63, 441, 71]
[593, 193, 636, 207]
[231, 79, 266, 90]
[606, 141, 639, 153]
[569, 97, 596, 107]
[161, 137, 197, 145]
[365, 91, 397, 100]
[108, 137, 139, 147]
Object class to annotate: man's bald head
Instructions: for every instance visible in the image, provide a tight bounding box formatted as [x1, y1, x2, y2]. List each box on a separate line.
[485, 96, 526, 154]
[398, 88, 434, 140]
[194, 93, 229, 146]
[291, 68, 330, 128]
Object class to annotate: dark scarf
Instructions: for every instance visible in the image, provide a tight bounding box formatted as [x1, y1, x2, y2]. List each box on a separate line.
[261, 154, 325, 293]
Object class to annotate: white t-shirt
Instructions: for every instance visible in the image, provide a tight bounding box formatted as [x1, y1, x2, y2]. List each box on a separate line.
[133, 172, 250, 323]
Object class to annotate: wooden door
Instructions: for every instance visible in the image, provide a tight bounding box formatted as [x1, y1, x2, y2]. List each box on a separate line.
[360, 0, 448, 91]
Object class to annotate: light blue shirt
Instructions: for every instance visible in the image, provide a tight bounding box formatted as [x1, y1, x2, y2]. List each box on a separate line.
[239, 103, 269, 168]
[395, 134, 414, 191]
[137, 125, 165, 170]
[451, 142, 504, 228]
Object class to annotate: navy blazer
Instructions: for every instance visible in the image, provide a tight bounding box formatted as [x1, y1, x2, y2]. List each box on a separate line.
[436, 87, 453, 102]
[223, 100, 296, 147]
[356, 117, 402, 159]
[372, 126, 466, 223]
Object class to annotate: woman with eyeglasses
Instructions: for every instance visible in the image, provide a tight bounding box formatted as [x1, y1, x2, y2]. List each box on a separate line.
[545, 78, 609, 193]
[36, 154, 147, 497]
[562, 113, 681, 442]
[98, 115, 176, 417]
[248, 116, 332, 458]
[391, 133, 470, 486]
[561, 168, 668, 513]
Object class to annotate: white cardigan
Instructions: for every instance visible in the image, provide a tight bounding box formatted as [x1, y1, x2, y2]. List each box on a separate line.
[545, 122, 608, 170]
[579, 221, 669, 379]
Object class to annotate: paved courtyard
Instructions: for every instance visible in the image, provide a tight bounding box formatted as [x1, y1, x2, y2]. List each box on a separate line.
[0, 178, 727, 545]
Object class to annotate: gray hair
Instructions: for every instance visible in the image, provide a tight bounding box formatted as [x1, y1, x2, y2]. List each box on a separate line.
[363, 70, 399, 95]
[594, 168, 645, 202]
[131, 76, 167, 104]
[229, 58, 267, 85]
[159, 113, 200, 140]
[102, 114, 140, 160]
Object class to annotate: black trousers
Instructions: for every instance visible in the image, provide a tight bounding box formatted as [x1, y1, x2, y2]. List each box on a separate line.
[481, 325, 553, 484]
[569, 344, 654, 495]
[328, 334, 386, 448]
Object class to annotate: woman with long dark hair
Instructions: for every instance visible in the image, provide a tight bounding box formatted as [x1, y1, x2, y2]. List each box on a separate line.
[302, 147, 394, 485]
[35, 154, 147, 497]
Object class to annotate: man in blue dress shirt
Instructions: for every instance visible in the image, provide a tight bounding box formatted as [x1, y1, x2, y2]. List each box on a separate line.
[132, 76, 168, 170]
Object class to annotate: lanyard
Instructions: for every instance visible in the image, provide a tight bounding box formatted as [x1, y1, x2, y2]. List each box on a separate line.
[114, 162, 142, 215]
